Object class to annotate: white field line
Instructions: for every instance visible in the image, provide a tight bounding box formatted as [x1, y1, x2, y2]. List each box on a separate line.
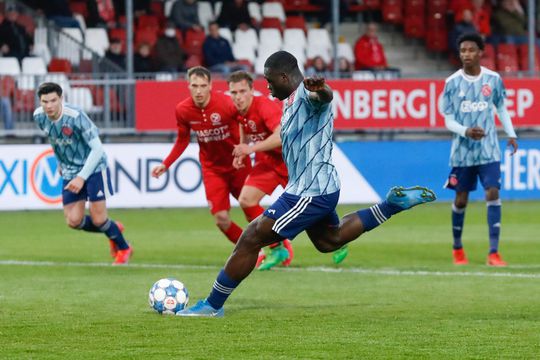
[0, 260, 539, 279]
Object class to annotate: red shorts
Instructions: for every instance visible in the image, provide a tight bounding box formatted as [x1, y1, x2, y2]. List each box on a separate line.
[244, 161, 288, 195]
[202, 166, 250, 214]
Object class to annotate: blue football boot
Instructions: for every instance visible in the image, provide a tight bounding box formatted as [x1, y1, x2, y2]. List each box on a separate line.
[386, 186, 436, 210]
[176, 299, 224, 318]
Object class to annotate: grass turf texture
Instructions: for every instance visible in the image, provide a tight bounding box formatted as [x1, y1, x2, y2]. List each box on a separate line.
[0, 202, 539, 359]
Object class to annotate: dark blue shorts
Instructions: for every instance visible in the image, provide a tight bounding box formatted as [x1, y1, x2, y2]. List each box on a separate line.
[445, 161, 501, 192]
[263, 191, 340, 239]
[63, 168, 114, 205]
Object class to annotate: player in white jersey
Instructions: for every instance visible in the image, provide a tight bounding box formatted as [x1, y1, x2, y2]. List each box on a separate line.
[178, 51, 436, 317]
[34, 82, 132, 265]
[442, 34, 518, 267]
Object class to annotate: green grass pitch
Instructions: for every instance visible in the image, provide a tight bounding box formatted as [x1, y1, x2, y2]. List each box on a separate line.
[0, 202, 539, 359]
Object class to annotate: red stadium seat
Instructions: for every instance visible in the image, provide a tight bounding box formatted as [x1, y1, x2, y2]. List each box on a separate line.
[13, 89, 36, 112]
[285, 15, 306, 32]
[426, 30, 448, 52]
[0, 75, 16, 98]
[382, 1, 403, 25]
[497, 44, 519, 73]
[93, 87, 123, 113]
[183, 29, 206, 57]
[518, 44, 540, 72]
[109, 28, 127, 53]
[282, 0, 323, 13]
[48, 58, 73, 73]
[135, 27, 159, 47]
[261, 17, 283, 31]
[69, 1, 89, 18]
[480, 44, 496, 70]
[404, 15, 425, 39]
[137, 14, 160, 30]
[427, 0, 447, 15]
[365, 0, 382, 9]
[150, 1, 164, 16]
[185, 54, 203, 68]
[404, 0, 425, 17]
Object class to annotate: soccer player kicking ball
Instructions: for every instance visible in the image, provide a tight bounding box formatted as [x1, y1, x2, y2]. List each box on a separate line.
[151, 67, 252, 245]
[442, 33, 518, 266]
[177, 51, 435, 317]
[34, 82, 132, 265]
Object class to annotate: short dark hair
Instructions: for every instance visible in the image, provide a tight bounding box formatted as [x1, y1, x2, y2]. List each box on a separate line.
[227, 71, 253, 88]
[37, 82, 63, 98]
[187, 66, 211, 82]
[264, 51, 299, 74]
[457, 33, 484, 50]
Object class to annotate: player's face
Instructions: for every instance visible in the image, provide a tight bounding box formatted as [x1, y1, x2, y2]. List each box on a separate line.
[188, 74, 212, 107]
[40, 92, 63, 120]
[459, 41, 482, 67]
[263, 67, 288, 100]
[228, 80, 253, 114]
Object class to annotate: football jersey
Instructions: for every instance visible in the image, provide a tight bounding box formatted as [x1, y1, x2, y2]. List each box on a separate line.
[280, 82, 340, 196]
[175, 91, 243, 173]
[442, 66, 507, 167]
[33, 103, 107, 180]
[235, 96, 288, 177]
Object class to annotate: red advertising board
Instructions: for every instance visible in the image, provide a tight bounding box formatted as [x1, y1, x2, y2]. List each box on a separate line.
[135, 78, 540, 131]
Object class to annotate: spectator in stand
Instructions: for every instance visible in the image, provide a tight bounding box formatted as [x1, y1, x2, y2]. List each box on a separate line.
[39, 0, 81, 28]
[154, 24, 186, 72]
[113, 0, 150, 18]
[449, 9, 478, 57]
[216, 0, 253, 32]
[493, 0, 527, 38]
[105, 38, 125, 69]
[170, 0, 203, 32]
[87, 0, 116, 28]
[305, 56, 329, 77]
[0, 5, 32, 62]
[338, 56, 354, 78]
[471, 0, 492, 37]
[353, 22, 389, 71]
[203, 21, 249, 75]
[134, 42, 155, 73]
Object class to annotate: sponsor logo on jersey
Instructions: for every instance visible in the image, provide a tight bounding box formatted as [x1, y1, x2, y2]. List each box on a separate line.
[247, 120, 257, 132]
[460, 100, 488, 113]
[30, 149, 62, 204]
[481, 84, 492, 97]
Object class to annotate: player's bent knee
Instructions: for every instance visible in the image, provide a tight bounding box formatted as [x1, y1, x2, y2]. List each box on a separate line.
[66, 216, 83, 229]
[312, 237, 340, 253]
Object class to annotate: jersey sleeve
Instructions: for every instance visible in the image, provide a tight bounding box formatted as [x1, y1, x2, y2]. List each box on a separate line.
[493, 76, 507, 108]
[441, 80, 456, 116]
[163, 104, 191, 168]
[78, 111, 100, 144]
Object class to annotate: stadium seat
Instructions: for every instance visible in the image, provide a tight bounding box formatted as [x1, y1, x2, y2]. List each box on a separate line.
[497, 44, 519, 73]
[337, 42, 355, 64]
[137, 14, 160, 30]
[234, 28, 258, 52]
[58, 27, 84, 66]
[48, 58, 73, 73]
[261, 2, 286, 22]
[254, 56, 267, 75]
[70, 87, 95, 112]
[282, 43, 306, 66]
[285, 16, 307, 32]
[85, 28, 110, 57]
[214, 2, 223, 18]
[22, 57, 47, 75]
[31, 43, 52, 65]
[306, 43, 331, 64]
[74, 13, 87, 33]
[261, 17, 282, 31]
[164, 0, 176, 17]
[518, 44, 540, 72]
[198, 1, 214, 30]
[218, 27, 233, 45]
[43, 73, 72, 100]
[150, 1, 164, 17]
[282, 0, 323, 13]
[135, 27, 159, 47]
[34, 27, 48, 46]
[184, 54, 203, 68]
[0, 57, 21, 76]
[404, 15, 425, 39]
[109, 28, 127, 53]
[404, 0, 425, 17]
[480, 44, 496, 70]
[183, 29, 206, 57]
[259, 28, 282, 49]
[232, 42, 256, 64]
[307, 28, 332, 53]
[69, 1, 89, 18]
[425, 30, 448, 52]
[0, 75, 16, 97]
[247, 1, 262, 23]
[13, 89, 36, 113]
[382, 0, 403, 24]
[427, 0, 448, 15]
[283, 28, 307, 49]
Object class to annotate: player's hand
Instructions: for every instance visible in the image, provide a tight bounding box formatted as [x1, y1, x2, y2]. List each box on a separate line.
[151, 164, 167, 178]
[233, 155, 246, 169]
[507, 138, 518, 155]
[64, 176, 85, 194]
[465, 126, 485, 140]
[232, 143, 253, 157]
[303, 76, 326, 92]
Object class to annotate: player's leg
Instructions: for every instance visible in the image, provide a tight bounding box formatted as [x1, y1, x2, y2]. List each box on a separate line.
[445, 166, 478, 265]
[87, 169, 132, 264]
[203, 169, 243, 244]
[306, 186, 436, 252]
[480, 162, 506, 266]
[63, 200, 87, 229]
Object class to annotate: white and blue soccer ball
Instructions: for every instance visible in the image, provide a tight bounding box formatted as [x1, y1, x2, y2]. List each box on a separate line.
[148, 278, 189, 315]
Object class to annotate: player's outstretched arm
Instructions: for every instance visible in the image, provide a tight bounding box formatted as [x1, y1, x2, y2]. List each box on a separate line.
[304, 76, 333, 103]
[153, 128, 190, 178]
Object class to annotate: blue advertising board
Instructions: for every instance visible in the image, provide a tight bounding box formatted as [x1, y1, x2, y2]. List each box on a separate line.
[337, 139, 540, 201]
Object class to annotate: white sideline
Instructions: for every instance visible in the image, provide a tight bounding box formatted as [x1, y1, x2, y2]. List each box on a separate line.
[0, 260, 539, 279]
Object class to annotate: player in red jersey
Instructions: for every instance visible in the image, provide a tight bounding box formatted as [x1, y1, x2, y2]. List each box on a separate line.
[227, 71, 294, 270]
[151, 66, 251, 244]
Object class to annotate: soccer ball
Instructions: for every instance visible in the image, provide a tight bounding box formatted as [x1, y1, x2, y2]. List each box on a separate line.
[148, 278, 189, 315]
